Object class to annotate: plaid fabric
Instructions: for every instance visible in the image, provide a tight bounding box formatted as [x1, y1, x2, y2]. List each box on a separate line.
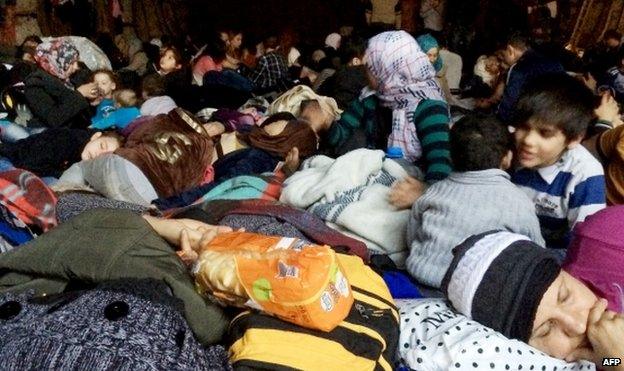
[249, 52, 290, 90]
[0, 169, 57, 232]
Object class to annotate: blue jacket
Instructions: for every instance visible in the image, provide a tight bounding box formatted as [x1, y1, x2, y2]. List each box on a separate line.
[91, 107, 141, 130]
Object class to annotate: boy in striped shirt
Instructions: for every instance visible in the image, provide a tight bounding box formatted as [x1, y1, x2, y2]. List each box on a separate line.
[511, 74, 606, 253]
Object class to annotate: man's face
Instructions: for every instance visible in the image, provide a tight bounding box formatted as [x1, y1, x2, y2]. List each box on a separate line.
[504, 45, 520, 66]
[529, 271, 599, 361]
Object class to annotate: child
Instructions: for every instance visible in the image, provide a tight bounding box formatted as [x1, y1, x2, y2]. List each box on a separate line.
[91, 89, 141, 131]
[157, 46, 195, 110]
[511, 73, 606, 253]
[91, 69, 117, 122]
[366, 31, 452, 210]
[0, 128, 123, 177]
[140, 74, 177, 116]
[80, 131, 125, 161]
[159, 46, 183, 76]
[406, 114, 544, 288]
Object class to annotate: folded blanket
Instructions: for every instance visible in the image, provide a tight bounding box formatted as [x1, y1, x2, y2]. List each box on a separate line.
[281, 149, 409, 265]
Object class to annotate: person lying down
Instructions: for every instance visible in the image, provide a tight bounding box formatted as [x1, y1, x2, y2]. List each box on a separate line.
[442, 217, 623, 369]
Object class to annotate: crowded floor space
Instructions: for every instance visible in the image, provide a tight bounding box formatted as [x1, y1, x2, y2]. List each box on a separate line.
[0, 0, 622, 370]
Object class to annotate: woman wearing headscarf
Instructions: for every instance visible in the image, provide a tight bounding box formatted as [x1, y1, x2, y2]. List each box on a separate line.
[416, 33, 454, 103]
[365, 31, 451, 208]
[442, 209, 624, 367]
[21, 39, 98, 131]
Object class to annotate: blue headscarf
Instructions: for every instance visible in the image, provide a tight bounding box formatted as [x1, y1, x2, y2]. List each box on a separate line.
[416, 34, 443, 73]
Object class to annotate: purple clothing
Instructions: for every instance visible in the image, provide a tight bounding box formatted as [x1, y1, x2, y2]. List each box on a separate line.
[563, 206, 624, 313]
[210, 109, 255, 133]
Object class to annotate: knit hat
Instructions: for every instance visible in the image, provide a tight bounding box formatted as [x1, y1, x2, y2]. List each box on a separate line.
[441, 231, 561, 341]
[416, 34, 443, 72]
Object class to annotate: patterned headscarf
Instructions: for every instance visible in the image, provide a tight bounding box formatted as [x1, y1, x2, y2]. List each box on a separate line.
[34, 39, 80, 83]
[365, 31, 446, 162]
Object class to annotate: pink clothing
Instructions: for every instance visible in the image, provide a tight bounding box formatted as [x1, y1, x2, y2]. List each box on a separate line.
[192, 56, 223, 85]
[563, 206, 624, 313]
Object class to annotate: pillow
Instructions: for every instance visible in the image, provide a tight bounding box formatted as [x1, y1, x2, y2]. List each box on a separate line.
[396, 299, 595, 371]
[81, 154, 158, 206]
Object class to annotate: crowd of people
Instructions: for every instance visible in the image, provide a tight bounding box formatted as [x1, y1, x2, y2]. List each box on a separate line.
[0, 8, 623, 370]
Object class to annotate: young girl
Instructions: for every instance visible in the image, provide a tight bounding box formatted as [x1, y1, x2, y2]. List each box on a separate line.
[365, 31, 451, 209]
[224, 30, 243, 70]
[157, 46, 195, 110]
[159, 46, 184, 76]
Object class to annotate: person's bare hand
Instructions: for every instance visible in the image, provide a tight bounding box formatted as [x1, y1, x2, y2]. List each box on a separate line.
[567, 299, 624, 370]
[77, 82, 98, 100]
[388, 176, 426, 210]
[595, 93, 620, 124]
[143, 215, 233, 248]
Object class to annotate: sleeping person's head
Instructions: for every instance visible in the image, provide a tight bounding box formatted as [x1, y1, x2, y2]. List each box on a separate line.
[442, 231, 601, 362]
[81, 131, 124, 161]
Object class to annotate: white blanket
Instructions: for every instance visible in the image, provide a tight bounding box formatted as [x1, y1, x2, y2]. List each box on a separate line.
[281, 149, 410, 265]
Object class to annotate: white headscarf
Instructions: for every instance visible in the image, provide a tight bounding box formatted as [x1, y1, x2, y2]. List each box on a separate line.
[324, 33, 342, 50]
[365, 31, 446, 162]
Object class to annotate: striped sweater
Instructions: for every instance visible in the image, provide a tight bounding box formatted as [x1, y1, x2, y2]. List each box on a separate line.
[512, 145, 606, 250]
[327, 96, 452, 182]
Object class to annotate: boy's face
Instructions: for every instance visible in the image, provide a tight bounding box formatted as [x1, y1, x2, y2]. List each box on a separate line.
[503, 45, 521, 66]
[514, 120, 581, 168]
[159, 50, 181, 74]
[81, 133, 122, 161]
[94, 73, 116, 98]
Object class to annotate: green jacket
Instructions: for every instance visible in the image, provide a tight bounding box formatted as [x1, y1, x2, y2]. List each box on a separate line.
[0, 209, 227, 345]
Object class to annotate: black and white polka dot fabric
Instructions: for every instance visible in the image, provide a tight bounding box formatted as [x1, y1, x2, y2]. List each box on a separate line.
[396, 299, 595, 371]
